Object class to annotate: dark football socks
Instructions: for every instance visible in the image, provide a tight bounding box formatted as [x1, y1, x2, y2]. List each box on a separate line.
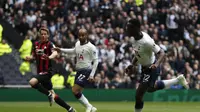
[54, 94, 72, 111]
[32, 83, 50, 95]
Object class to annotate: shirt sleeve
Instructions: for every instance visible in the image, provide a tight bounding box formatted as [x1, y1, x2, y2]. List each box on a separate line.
[49, 42, 55, 50]
[147, 39, 161, 53]
[60, 48, 76, 54]
[90, 46, 98, 60]
[152, 43, 161, 53]
[89, 45, 99, 77]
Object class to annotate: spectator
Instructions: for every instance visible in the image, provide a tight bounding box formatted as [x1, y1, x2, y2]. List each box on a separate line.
[66, 67, 76, 88]
[195, 74, 200, 89]
[19, 35, 32, 75]
[15, 17, 29, 36]
[51, 73, 65, 89]
[0, 39, 12, 56]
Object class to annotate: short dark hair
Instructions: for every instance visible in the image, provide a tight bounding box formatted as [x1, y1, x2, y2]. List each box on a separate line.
[126, 19, 141, 29]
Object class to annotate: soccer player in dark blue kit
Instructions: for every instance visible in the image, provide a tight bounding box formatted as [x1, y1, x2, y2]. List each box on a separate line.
[125, 19, 189, 112]
[25, 27, 76, 112]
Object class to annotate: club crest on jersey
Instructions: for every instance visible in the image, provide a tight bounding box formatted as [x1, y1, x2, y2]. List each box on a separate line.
[44, 46, 46, 49]
[78, 53, 84, 60]
[36, 49, 44, 55]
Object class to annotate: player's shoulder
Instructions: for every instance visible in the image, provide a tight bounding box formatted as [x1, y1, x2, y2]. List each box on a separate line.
[48, 41, 55, 48]
[75, 40, 80, 46]
[142, 32, 152, 39]
[48, 41, 54, 45]
[142, 32, 154, 43]
[87, 41, 95, 47]
[87, 42, 96, 49]
[33, 41, 40, 47]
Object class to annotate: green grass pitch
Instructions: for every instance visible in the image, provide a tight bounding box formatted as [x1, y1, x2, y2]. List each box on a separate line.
[0, 102, 199, 112]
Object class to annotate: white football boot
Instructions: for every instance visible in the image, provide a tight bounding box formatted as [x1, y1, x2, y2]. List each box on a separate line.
[86, 106, 97, 112]
[177, 74, 189, 89]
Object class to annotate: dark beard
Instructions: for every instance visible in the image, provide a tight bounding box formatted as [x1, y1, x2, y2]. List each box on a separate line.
[80, 40, 88, 45]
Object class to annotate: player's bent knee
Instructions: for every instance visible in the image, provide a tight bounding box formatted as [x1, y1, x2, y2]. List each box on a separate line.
[155, 81, 165, 90]
[72, 84, 83, 95]
[72, 87, 83, 99]
[29, 78, 38, 87]
[72, 87, 79, 95]
[49, 90, 55, 94]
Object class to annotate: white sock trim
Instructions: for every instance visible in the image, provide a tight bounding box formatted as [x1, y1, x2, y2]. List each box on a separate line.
[68, 107, 72, 111]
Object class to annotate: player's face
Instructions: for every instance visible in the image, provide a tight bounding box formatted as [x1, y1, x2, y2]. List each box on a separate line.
[126, 26, 139, 37]
[78, 29, 88, 44]
[40, 30, 49, 42]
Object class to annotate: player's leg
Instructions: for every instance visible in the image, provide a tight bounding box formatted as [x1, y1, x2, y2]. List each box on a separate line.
[147, 74, 189, 92]
[135, 83, 149, 112]
[72, 69, 97, 112]
[72, 84, 96, 112]
[44, 83, 76, 112]
[29, 76, 51, 96]
[157, 74, 188, 89]
[29, 75, 57, 106]
[146, 67, 164, 92]
[134, 66, 155, 112]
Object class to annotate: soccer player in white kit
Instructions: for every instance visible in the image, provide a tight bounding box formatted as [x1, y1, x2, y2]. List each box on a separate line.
[125, 19, 189, 112]
[54, 28, 98, 112]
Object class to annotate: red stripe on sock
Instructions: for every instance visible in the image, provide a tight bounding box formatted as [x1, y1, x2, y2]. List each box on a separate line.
[54, 94, 59, 100]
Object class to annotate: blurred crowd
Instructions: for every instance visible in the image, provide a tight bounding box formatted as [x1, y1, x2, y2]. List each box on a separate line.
[1, 0, 200, 89]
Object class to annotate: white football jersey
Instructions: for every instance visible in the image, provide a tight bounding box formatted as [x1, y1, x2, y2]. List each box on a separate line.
[130, 32, 160, 66]
[75, 41, 98, 69]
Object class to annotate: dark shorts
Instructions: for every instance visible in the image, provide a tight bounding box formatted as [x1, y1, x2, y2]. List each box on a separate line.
[75, 69, 92, 87]
[33, 74, 53, 90]
[140, 66, 160, 88]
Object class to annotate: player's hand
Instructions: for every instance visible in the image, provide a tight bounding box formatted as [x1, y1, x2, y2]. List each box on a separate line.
[41, 54, 49, 60]
[25, 56, 33, 61]
[125, 65, 134, 75]
[53, 47, 61, 52]
[88, 76, 95, 83]
[149, 64, 158, 70]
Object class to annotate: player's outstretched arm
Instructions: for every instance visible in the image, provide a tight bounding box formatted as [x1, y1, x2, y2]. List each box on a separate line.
[41, 51, 58, 60]
[48, 51, 58, 59]
[61, 48, 75, 54]
[54, 47, 76, 54]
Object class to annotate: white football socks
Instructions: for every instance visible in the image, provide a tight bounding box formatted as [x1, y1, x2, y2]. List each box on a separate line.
[78, 94, 92, 107]
[162, 78, 179, 89]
